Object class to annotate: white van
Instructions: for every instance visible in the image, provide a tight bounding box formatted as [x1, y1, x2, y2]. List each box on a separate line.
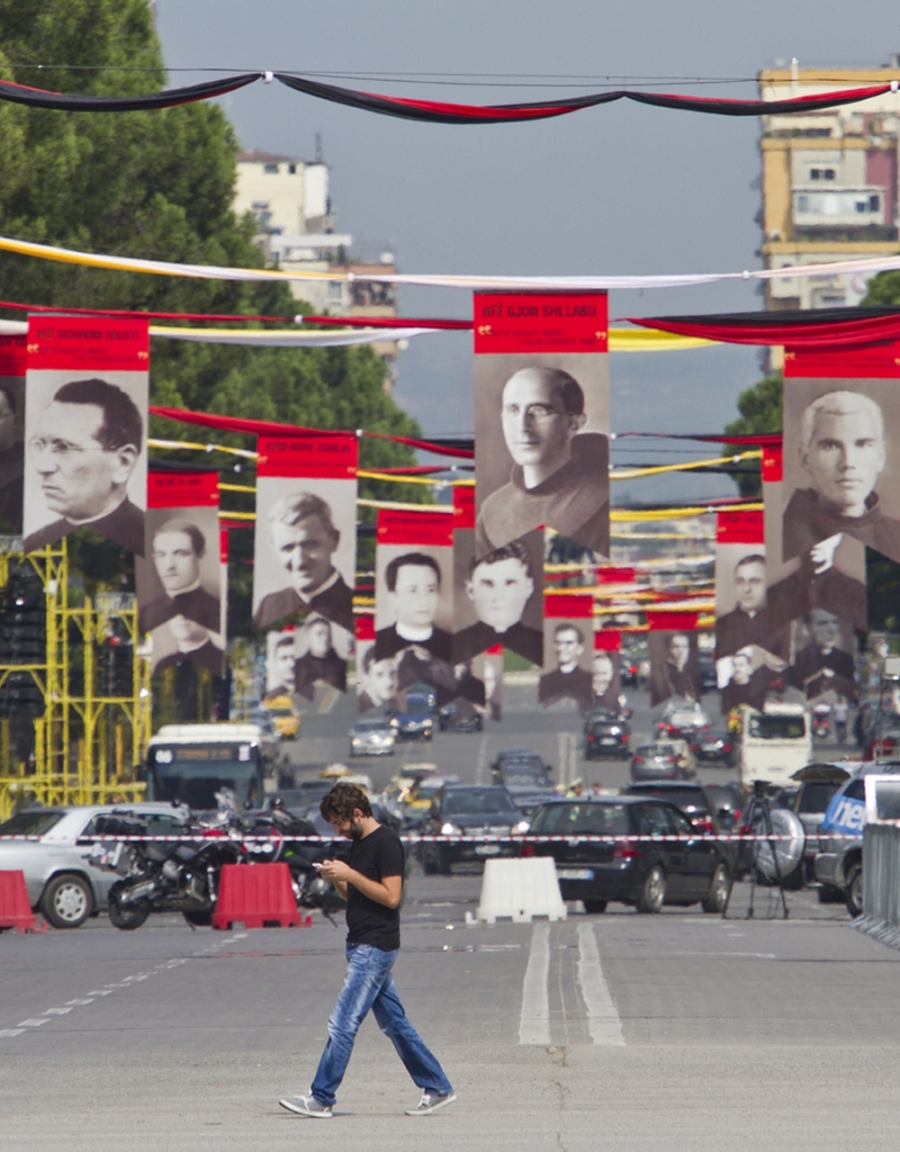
[737, 702, 812, 790]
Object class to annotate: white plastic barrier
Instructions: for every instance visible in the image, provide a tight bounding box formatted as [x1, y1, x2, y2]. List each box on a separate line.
[475, 857, 567, 924]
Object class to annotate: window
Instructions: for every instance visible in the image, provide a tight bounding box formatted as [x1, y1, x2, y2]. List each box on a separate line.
[638, 804, 672, 836]
[747, 714, 806, 740]
[809, 168, 836, 181]
[666, 808, 695, 836]
[264, 163, 279, 174]
[288, 163, 296, 174]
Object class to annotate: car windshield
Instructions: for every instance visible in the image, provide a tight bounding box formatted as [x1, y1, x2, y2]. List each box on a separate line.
[797, 781, 840, 813]
[401, 694, 431, 713]
[443, 789, 516, 816]
[503, 768, 546, 786]
[0, 809, 65, 836]
[639, 744, 675, 757]
[531, 803, 629, 836]
[627, 786, 709, 813]
[747, 714, 806, 740]
[357, 719, 391, 731]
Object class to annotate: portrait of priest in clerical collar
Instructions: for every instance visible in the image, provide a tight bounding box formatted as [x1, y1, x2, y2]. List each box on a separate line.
[138, 515, 222, 635]
[475, 362, 609, 557]
[23, 376, 146, 556]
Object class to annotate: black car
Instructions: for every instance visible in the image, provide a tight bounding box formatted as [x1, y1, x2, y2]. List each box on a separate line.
[493, 762, 557, 817]
[437, 699, 483, 732]
[622, 781, 721, 836]
[690, 727, 735, 766]
[491, 748, 552, 783]
[522, 798, 732, 914]
[420, 784, 527, 874]
[584, 709, 631, 760]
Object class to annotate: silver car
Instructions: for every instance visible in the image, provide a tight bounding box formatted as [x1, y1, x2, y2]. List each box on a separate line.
[0, 803, 190, 928]
[349, 717, 397, 757]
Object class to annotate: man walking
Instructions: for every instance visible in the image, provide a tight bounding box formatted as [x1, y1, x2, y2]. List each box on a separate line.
[278, 782, 455, 1119]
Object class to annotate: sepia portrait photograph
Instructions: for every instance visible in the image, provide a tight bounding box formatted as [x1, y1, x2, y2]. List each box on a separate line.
[23, 370, 148, 555]
[648, 630, 701, 707]
[474, 353, 609, 557]
[539, 616, 594, 713]
[150, 616, 224, 678]
[252, 476, 356, 634]
[137, 506, 223, 637]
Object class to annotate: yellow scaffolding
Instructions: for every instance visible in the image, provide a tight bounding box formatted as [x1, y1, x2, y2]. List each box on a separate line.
[0, 536, 150, 821]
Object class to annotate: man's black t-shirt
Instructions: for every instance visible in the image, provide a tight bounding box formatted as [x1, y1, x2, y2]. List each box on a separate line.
[346, 825, 405, 952]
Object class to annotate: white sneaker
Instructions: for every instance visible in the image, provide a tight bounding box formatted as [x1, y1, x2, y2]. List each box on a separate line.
[278, 1094, 333, 1118]
[404, 1091, 457, 1116]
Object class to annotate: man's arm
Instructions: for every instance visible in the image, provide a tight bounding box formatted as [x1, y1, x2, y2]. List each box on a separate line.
[320, 860, 402, 909]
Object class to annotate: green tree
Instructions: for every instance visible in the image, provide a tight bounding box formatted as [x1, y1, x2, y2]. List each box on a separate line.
[860, 270, 900, 306]
[0, 2, 430, 633]
[723, 371, 782, 496]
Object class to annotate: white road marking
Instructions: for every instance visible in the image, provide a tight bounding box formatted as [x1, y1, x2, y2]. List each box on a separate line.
[475, 735, 489, 785]
[42, 1007, 72, 1016]
[0, 1029, 24, 1038]
[18, 1019, 49, 1027]
[518, 923, 551, 1046]
[576, 923, 625, 1046]
[557, 731, 580, 787]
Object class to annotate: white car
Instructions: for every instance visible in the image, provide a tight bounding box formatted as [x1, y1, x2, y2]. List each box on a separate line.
[0, 803, 189, 928]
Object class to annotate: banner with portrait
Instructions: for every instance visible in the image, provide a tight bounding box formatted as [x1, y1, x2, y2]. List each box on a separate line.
[250, 436, 355, 701]
[374, 509, 460, 705]
[356, 614, 395, 713]
[23, 316, 149, 555]
[647, 611, 701, 708]
[473, 292, 609, 559]
[453, 482, 543, 666]
[138, 471, 225, 677]
[592, 628, 623, 713]
[0, 333, 25, 533]
[539, 594, 594, 713]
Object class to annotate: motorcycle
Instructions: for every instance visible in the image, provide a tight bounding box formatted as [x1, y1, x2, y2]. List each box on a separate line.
[812, 703, 832, 741]
[89, 807, 243, 930]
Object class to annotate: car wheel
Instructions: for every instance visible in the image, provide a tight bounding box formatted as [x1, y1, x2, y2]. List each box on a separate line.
[636, 865, 666, 914]
[41, 873, 93, 929]
[845, 863, 864, 918]
[701, 864, 732, 914]
[583, 899, 607, 914]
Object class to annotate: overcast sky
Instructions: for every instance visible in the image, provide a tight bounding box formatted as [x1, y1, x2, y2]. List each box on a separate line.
[157, 1, 898, 502]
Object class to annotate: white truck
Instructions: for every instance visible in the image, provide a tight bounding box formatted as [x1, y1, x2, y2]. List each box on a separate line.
[736, 702, 812, 790]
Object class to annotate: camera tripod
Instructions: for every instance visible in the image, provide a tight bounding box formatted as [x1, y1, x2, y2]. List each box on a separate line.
[723, 780, 789, 919]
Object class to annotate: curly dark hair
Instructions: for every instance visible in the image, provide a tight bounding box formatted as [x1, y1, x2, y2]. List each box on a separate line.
[320, 781, 372, 822]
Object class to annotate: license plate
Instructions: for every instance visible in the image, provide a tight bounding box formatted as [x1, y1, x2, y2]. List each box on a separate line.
[557, 868, 594, 880]
[474, 844, 501, 856]
[600, 738, 616, 745]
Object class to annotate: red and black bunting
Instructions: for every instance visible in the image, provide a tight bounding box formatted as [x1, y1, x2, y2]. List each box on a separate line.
[275, 74, 897, 124]
[630, 306, 900, 347]
[0, 73, 259, 112]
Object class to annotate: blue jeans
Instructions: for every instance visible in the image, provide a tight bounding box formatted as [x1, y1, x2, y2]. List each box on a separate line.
[311, 942, 453, 1107]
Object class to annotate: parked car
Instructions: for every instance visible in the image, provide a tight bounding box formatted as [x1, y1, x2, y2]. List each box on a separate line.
[630, 740, 696, 782]
[349, 716, 397, 757]
[623, 781, 721, 836]
[655, 702, 709, 740]
[420, 784, 527, 874]
[584, 709, 631, 760]
[437, 699, 483, 732]
[491, 749, 552, 783]
[814, 763, 900, 915]
[0, 803, 191, 928]
[521, 797, 732, 914]
[690, 727, 734, 766]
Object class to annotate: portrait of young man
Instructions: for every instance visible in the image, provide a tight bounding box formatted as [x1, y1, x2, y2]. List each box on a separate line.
[152, 616, 224, 677]
[23, 377, 145, 555]
[539, 621, 594, 713]
[591, 649, 622, 712]
[138, 515, 221, 635]
[475, 360, 609, 556]
[278, 782, 454, 1119]
[375, 550, 452, 663]
[265, 632, 298, 700]
[357, 644, 398, 713]
[783, 387, 900, 565]
[253, 489, 354, 633]
[648, 631, 701, 707]
[0, 380, 24, 531]
[453, 536, 543, 665]
[293, 614, 348, 701]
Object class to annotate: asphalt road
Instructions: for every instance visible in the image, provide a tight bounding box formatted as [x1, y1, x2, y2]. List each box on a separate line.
[2, 687, 882, 1151]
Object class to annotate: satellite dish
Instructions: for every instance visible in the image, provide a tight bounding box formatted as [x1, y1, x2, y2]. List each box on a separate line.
[752, 808, 805, 882]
